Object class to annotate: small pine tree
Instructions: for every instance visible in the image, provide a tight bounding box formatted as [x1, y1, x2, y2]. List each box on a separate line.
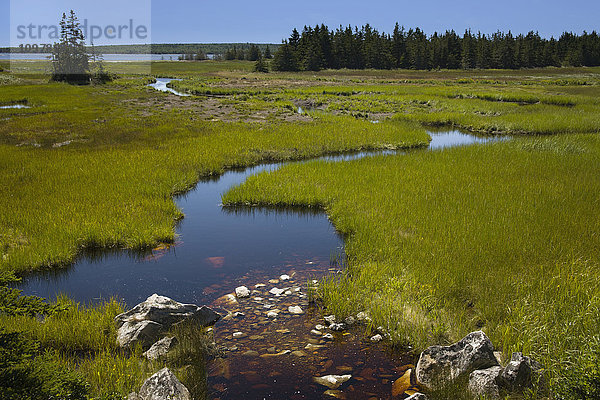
[51, 10, 90, 83]
[254, 56, 269, 73]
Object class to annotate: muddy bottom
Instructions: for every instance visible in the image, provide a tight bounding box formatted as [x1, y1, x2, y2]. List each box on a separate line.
[207, 265, 416, 400]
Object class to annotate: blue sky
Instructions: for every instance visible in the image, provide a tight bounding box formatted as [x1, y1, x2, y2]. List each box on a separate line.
[2, 0, 600, 46]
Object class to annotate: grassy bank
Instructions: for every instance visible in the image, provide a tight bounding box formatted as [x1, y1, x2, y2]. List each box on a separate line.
[223, 134, 600, 394]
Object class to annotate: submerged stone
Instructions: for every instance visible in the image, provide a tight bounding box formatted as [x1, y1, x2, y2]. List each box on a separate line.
[313, 374, 352, 389]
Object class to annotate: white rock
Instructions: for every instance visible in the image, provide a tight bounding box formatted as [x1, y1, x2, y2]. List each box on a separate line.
[267, 311, 279, 318]
[232, 332, 244, 338]
[315, 324, 326, 331]
[370, 334, 383, 343]
[235, 286, 250, 298]
[138, 368, 190, 400]
[415, 331, 498, 390]
[405, 394, 428, 400]
[356, 312, 371, 322]
[280, 274, 291, 281]
[313, 374, 352, 389]
[469, 366, 503, 398]
[305, 343, 326, 350]
[323, 333, 334, 340]
[311, 329, 323, 336]
[288, 306, 304, 314]
[284, 290, 293, 295]
[329, 323, 347, 331]
[114, 294, 220, 348]
[255, 284, 266, 288]
[324, 315, 336, 324]
[269, 287, 285, 296]
[143, 337, 178, 361]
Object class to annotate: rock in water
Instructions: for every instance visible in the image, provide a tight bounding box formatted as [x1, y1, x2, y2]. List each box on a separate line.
[500, 352, 545, 392]
[137, 368, 190, 400]
[415, 331, 498, 390]
[235, 286, 250, 298]
[313, 374, 352, 389]
[115, 294, 220, 348]
[288, 306, 304, 314]
[143, 336, 178, 361]
[469, 366, 503, 398]
[392, 369, 413, 396]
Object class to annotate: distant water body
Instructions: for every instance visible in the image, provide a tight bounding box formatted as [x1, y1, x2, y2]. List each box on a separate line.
[0, 53, 215, 61]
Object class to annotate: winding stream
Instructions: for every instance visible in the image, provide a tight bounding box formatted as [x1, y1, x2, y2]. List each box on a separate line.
[19, 130, 502, 305]
[18, 82, 507, 399]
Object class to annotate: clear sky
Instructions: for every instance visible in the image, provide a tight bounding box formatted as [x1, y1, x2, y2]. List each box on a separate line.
[2, 0, 600, 46]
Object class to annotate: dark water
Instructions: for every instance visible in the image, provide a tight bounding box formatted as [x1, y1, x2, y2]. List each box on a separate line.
[18, 129, 503, 307]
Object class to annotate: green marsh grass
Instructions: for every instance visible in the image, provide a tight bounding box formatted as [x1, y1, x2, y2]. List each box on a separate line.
[3, 64, 600, 398]
[223, 134, 600, 394]
[0, 79, 428, 274]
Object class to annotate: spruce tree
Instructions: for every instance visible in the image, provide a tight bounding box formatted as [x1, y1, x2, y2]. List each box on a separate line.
[254, 56, 269, 73]
[271, 42, 299, 71]
[51, 10, 90, 83]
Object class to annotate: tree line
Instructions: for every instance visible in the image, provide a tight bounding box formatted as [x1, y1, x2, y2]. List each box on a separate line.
[224, 44, 272, 61]
[271, 24, 600, 71]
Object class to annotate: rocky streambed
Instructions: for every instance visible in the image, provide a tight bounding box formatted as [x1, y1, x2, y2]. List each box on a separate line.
[206, 269, 415, 399]
[121, 267, 545, 400]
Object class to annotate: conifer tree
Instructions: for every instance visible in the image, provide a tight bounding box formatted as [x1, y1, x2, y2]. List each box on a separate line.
[51, 10, 89, 83]
[271, 41, 299, 71]
[254, 56, 269, 73]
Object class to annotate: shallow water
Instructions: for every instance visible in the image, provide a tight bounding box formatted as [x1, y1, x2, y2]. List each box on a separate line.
[1, 53, 214, 62]
[148, 78, 191, 97]
[0, 104, 30, 109]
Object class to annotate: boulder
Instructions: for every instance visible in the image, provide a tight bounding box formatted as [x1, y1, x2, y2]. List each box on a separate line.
[500, 352, 545, 392]
[415, 331, 498, 390]
[313, 374, 352, 389]
[137, 368, 190, 400]
[469, 366, 503, 398]
[143, 336, 178, 361]
[115, 294, 220, 348]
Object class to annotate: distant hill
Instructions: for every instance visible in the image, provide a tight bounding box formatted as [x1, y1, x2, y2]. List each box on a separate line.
[0, 43, 280, 54]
